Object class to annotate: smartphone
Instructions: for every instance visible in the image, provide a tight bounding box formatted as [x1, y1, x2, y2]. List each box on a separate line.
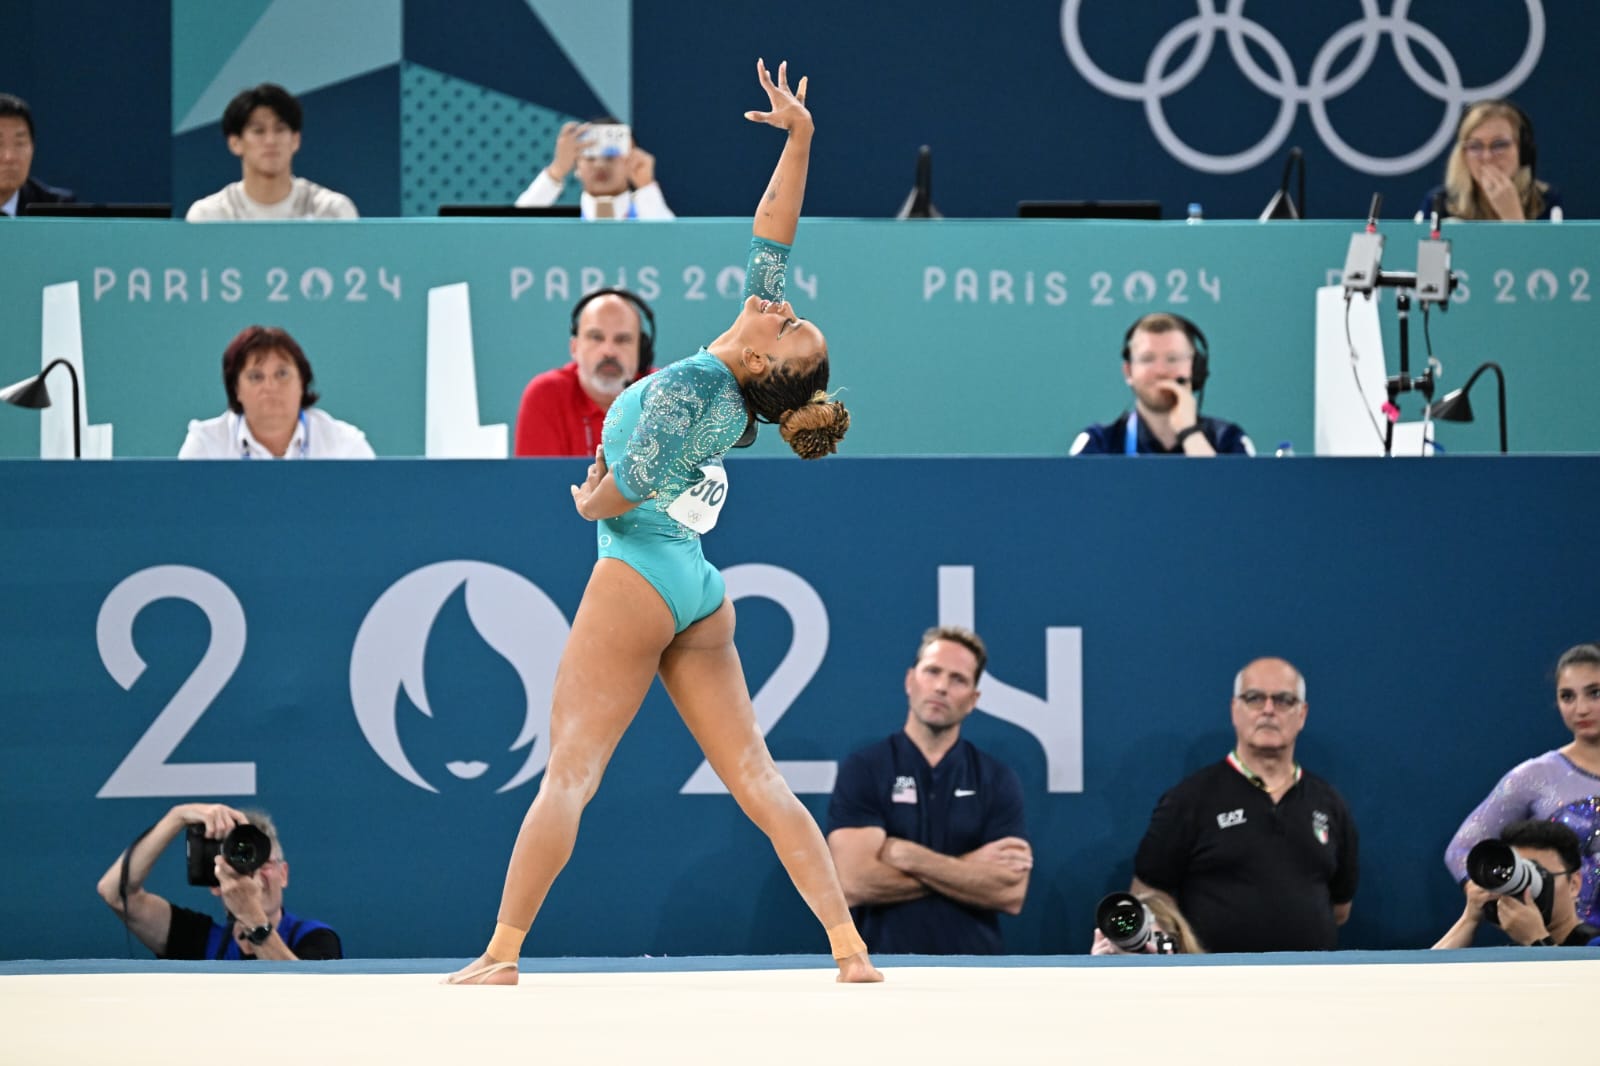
[581, 124, 632, 160]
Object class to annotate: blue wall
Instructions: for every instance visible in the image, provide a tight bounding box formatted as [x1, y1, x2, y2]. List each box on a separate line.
[1, 458, 1595, 959]
[3, 2, 1596, 219]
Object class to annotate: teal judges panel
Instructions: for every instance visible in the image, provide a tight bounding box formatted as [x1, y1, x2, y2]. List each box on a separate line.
[1, 220, 1596, 457]
[2, 457, 1597, 959]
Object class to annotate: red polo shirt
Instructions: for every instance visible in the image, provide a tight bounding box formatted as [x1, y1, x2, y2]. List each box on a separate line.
[514, 363, 609, 457]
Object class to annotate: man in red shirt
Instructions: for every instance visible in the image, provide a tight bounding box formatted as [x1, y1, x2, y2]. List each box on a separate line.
[514, 288, 656, 456]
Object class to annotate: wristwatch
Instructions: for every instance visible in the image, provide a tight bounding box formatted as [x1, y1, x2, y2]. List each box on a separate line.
[242, 922, 273, 946]
[1174, 424, 1205, 447]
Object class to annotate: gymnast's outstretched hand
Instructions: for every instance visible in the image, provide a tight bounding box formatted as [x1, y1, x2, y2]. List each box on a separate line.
[744, 58, 811, 134]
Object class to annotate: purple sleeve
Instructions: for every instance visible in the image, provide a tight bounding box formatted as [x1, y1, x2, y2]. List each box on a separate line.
[1443, 756, 1549, 882]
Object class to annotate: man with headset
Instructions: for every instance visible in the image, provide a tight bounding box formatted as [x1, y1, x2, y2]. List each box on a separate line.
[1070, 311, 1254, 456]
[513, 287, 656, 457]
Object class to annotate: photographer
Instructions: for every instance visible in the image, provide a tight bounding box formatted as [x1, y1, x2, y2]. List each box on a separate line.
[95, 802, 341, 960]
[1090, 891, 1205, 956]
[1432, 820, 1598, 949]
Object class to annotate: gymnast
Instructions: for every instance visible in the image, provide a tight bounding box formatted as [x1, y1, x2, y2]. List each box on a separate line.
[446, 59, 881, 986]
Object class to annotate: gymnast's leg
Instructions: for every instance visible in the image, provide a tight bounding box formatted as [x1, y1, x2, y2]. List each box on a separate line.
[657, 599, 882, 982]
[446, 559, 676, 984]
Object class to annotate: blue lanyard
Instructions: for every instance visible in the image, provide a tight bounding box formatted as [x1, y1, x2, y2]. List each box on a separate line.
[240, 411, 309, 459]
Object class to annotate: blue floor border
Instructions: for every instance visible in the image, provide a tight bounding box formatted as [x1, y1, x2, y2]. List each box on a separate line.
[2, 947, 1596, 976]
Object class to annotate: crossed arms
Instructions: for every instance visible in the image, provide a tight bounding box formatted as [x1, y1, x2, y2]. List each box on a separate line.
[828, 826, 1032, 915]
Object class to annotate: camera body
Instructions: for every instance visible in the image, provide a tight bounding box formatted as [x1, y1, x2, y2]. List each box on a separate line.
[1095, 892, 1176, 954]
[185, 823, 272, 887]
[1466, 838, 1555, 927]
[581, 124, 632, 160]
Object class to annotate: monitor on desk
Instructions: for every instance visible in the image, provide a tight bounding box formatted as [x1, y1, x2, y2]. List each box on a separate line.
[22, 203, 173, 218]
[1017, 200, 1162, 220]
[437, 204, 581, 218]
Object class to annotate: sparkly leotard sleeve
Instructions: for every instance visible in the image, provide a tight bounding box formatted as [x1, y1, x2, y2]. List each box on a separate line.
[1443, 749, 1600, 924]
[594, 237, 791, 631]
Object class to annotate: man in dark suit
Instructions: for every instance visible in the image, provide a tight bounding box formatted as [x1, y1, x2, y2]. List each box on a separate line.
[1, 93, 75, 217]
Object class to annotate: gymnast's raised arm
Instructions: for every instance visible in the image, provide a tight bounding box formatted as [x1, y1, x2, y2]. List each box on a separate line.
[744, 59, 812, 246]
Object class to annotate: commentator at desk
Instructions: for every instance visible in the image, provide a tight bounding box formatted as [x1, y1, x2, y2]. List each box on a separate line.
[179, 326, 374, 459]
[1416, 100, 1563, 222]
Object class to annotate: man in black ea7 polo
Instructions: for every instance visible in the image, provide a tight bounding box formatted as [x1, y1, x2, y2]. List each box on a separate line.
[1132, 657, 1359, 952]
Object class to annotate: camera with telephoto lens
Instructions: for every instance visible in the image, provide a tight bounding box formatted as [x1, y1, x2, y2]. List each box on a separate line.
[1466, 838, 1556, 927]
[185, 823, 272, 887]
[1095, 892, 1176, 954]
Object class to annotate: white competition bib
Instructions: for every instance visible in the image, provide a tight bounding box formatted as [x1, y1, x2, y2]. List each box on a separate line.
[665, 463, 730, 534]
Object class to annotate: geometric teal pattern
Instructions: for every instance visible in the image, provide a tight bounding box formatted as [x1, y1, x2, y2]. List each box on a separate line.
[172, 0, 402, 134]
[170, 0, 273, 131]
[524, 0, 631, 121]
[400, 62, 581, 217]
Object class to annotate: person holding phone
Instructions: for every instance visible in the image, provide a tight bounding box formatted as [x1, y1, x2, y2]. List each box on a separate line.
[515, 117, 674, 219]
[1069, 312, 1254, 456]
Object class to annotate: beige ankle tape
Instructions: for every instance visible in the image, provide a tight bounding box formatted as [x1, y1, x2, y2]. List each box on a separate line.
[827, 922, 867, 960]
[487, 922, 528, 963]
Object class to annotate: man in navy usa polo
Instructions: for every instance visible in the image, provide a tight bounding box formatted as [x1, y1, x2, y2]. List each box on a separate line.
[826, 626, 1031, 954]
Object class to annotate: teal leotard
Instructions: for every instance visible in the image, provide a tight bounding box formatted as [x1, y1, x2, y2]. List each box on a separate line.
[597, 236, 790, 631]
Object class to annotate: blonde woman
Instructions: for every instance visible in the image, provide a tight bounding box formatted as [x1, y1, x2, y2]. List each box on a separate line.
[1417, 100, 1562, 221]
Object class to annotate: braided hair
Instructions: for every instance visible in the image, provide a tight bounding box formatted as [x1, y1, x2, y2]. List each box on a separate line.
[740, 354, 851, 460]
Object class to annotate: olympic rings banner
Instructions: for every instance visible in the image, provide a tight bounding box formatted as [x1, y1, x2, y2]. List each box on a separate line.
[1061, 0, 1546, 176]
[2, 457, 1596, 960]
[3, 219, 1598, 459]
[7, 2, 1596, 221]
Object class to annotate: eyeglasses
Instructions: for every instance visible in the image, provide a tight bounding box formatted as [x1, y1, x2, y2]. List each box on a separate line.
[1130, 352, 1194, 368]
[1464, 138, 1515, 159]
[1235, 690, 1302, 710]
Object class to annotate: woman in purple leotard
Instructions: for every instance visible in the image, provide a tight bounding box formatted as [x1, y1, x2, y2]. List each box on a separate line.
[1444, 643, 1600, 924]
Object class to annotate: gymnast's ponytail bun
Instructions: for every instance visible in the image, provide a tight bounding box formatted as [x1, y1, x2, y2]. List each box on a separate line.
[778, 390, 850, 460]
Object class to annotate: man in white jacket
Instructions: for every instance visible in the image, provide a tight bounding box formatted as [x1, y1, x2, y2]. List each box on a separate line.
[516, 118, 673, 220]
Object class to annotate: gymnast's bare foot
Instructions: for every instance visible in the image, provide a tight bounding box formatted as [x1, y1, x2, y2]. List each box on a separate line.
[836, 951, 884, 983]
[443, 953, 519, 985]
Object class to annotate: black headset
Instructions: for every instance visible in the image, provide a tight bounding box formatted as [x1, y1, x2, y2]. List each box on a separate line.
[1121, 312, 1209, 395]
[569, 287, 656, 374]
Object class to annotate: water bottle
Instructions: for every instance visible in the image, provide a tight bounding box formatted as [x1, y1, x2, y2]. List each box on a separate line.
[1274, 441, 1295, 457]
[1186, 202, 1204, 224]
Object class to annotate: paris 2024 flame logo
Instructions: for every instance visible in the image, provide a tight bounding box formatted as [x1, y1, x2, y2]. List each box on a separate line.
[349, 561, 568, 793]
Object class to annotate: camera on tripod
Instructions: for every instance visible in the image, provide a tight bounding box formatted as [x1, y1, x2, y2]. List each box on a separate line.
[186, 823, 273, 887]
[1095, 892, 1177, 954]
[1466, 838, 1556, 927]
